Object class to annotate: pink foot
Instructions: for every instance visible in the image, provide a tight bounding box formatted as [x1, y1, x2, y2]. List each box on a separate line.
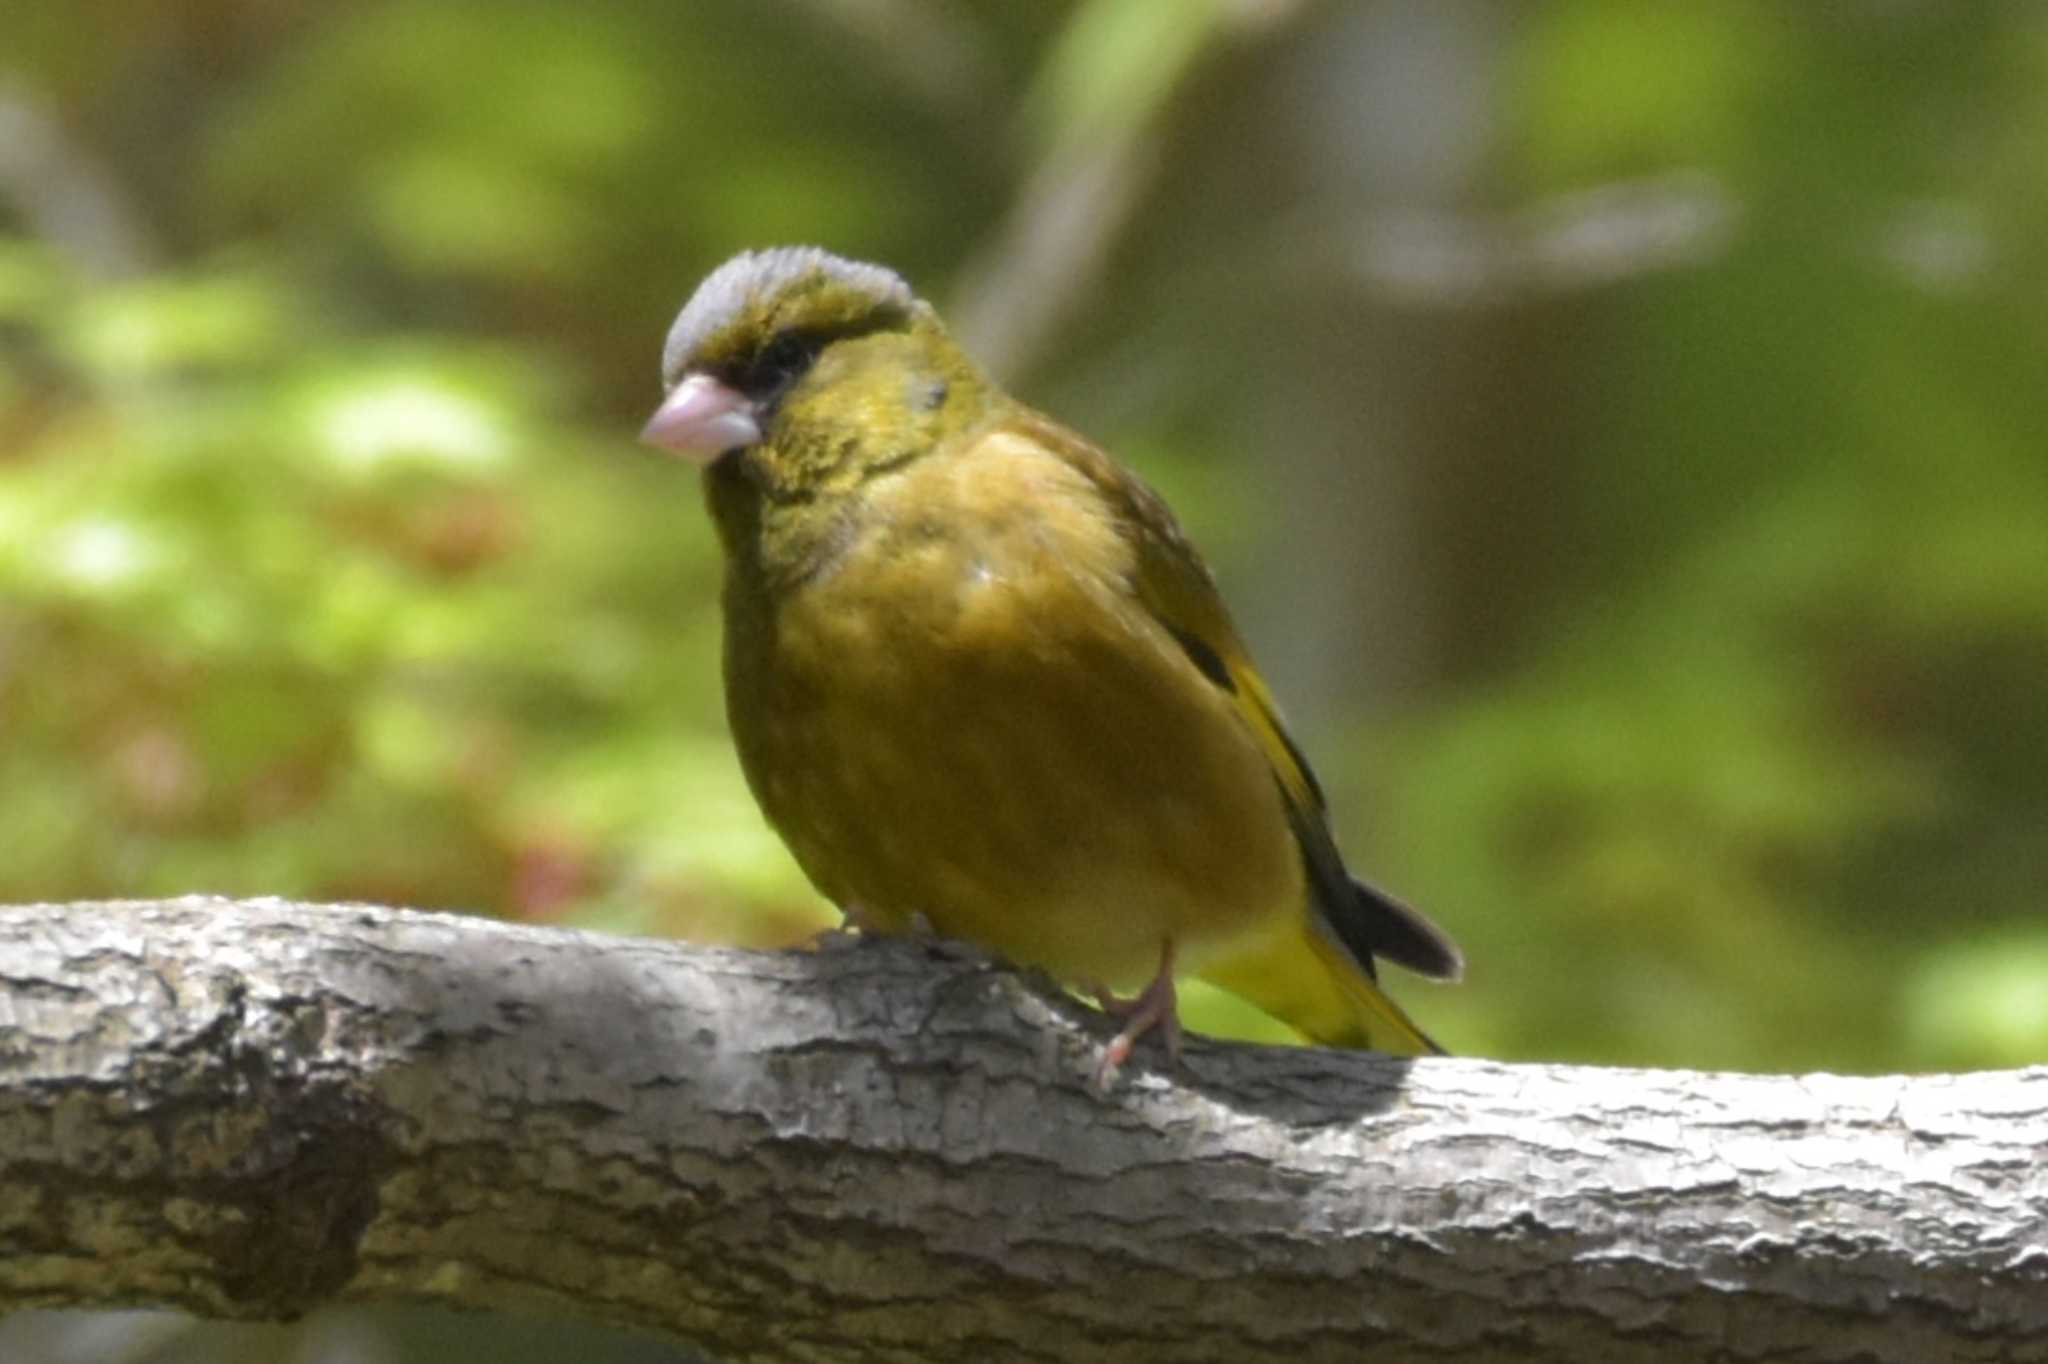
[1091, 940, 1180, 1088]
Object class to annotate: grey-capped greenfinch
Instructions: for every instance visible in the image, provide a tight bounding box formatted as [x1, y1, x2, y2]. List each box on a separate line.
[641, 247, 1461, 1080]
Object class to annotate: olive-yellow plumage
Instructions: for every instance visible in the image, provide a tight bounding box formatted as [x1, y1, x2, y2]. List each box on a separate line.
[641, 247, 1460, 1073]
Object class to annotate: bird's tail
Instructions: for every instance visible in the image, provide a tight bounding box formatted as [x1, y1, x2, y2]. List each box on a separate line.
[1199, 916, 1445, 1056]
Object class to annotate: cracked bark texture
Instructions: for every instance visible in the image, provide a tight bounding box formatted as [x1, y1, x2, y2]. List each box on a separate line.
[0, 898, 2043, 1363]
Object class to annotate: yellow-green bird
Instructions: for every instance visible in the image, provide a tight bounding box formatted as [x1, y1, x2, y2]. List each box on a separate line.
[641, 247, 1460, 1080]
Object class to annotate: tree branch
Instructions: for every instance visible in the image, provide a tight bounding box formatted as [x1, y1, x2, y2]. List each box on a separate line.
[0, 898, 2042, 1363]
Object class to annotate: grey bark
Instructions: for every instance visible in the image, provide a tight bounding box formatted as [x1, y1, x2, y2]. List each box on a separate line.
[0, 897, 2042, 1364]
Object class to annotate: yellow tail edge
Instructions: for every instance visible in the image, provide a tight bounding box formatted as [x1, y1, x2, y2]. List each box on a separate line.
[1304, 924, 1445, 1055]
[1199, 919, 1444, 1057]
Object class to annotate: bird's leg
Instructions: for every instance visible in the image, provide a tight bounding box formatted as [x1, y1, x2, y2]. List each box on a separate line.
[1091, 939, 1180, 1086]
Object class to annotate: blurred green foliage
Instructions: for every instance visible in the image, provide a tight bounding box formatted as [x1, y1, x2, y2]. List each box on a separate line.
[3, 0, 2045, 1096]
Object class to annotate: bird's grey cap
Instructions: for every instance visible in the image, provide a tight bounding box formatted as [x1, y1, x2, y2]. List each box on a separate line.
[660, 247, 915, 388]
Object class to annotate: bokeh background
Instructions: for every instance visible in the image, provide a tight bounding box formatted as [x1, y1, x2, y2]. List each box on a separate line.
[4, 1, 2046, 1358]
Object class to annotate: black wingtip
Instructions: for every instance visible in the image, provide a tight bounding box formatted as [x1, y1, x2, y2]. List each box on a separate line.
[1349, 876, 1464, 982]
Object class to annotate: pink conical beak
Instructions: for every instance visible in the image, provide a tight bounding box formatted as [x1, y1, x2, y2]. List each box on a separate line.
[639, 374, 763, 464]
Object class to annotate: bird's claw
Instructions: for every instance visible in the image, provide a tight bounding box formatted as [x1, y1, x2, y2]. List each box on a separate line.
[1090, 941, 1180, 1089]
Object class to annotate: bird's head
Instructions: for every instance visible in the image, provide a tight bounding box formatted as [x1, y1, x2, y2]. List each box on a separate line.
[641, 247, 988, 502]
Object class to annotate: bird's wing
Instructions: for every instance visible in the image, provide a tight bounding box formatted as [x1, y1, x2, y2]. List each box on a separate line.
[1003, 409, 1463, 997]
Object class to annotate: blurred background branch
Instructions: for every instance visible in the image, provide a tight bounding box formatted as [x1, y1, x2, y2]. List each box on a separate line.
[0, 83, 156, 277]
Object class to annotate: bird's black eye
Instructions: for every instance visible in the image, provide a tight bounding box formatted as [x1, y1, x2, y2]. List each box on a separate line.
[736, 329, 826, 404]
